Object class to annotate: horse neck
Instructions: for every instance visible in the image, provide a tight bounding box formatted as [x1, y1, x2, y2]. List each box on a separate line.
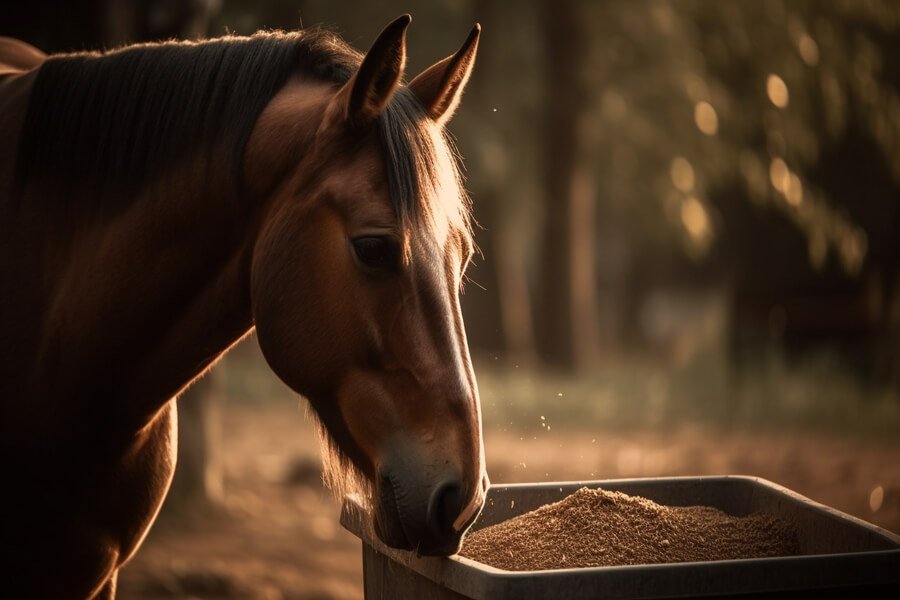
[5, 76, 331, 436]
[23, 157, 260, 431]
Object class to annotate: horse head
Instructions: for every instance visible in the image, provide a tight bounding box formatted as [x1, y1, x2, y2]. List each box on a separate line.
[249, 15, 487, 556]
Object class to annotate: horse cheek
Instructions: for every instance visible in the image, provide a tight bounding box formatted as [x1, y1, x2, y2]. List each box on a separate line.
[251, 207, 358, 398]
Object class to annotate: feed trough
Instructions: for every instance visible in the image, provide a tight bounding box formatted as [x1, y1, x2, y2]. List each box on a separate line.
[340, 476, 900, 599]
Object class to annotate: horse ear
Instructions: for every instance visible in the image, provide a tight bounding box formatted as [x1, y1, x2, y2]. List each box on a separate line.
[338, 14, 411, 129]
[408, 24, 480, 126]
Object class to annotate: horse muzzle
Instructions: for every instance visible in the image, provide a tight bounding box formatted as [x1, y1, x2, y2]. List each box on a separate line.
[373, 469, 488, 556]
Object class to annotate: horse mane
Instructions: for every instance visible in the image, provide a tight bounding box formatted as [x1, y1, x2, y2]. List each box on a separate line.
[14, 28, 472, 240]
[13, 30, 337, 204]
[310, 409, 374, 509]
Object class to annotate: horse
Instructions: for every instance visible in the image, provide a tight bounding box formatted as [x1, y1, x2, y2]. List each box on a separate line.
[0, 15, 487, 599]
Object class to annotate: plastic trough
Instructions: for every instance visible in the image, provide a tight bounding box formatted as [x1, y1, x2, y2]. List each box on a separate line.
[340, 476, 900, 599]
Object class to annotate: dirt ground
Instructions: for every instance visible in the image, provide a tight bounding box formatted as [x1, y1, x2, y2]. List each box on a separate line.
[118, 402, 900, 600]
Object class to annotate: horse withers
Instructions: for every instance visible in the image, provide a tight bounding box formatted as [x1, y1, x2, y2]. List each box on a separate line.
[0, 15, 486, 599]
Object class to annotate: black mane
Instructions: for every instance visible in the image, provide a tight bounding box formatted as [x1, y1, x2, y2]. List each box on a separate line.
[14, 27, 468, 233]
[15, 31, 353, 200]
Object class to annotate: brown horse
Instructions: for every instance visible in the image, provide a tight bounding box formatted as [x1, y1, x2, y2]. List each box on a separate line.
[0, 15, 486, 599]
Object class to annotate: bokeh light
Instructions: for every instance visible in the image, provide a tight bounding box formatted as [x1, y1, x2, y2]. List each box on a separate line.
[769, 157, 790, 194]
[694, 101, 719, 135]
[766, 74, 790, 108]
[670, 156, 696, 192]
[680, 197, 710, 241]
[869, 485, 884, 512]
[796, 33, 820, 66]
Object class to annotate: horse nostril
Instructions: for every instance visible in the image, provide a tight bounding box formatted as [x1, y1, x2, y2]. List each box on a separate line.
[427, 479, 464, 538]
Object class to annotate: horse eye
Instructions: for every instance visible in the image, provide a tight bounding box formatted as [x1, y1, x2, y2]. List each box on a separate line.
[352, 236, 399, 271]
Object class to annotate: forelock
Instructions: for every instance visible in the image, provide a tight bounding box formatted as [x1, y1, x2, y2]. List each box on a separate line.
[377, 88, 472, 249]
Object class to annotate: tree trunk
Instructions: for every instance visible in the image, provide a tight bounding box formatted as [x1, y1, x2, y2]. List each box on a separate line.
[167, 375, 225, 510]
[463, 0, 538, 365]
[496, 222, 538, 366]
[536, 0, 599, 370]
[568, 116, 602, 369]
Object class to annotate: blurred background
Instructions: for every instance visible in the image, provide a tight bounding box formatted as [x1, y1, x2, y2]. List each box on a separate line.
[6, 1, 900, 598]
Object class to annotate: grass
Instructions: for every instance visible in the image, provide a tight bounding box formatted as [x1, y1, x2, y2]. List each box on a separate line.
[209, 334, 900, 440]
[475, 351, 900, 440]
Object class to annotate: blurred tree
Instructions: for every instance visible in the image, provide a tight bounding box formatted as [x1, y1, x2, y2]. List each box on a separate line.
[3, 0, 219, 50]
[4, 1, 109, 52]
[565, 0, 900, 381]
[107, 0, 220, 43]
[691, 0, 900, 381]
[166, 376, 225, 511]
[458, 0, 539, 365]
[535, 0, 601, 370]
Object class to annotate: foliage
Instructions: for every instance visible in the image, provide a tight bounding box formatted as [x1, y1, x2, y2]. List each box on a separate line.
[574, 0, 900, 273]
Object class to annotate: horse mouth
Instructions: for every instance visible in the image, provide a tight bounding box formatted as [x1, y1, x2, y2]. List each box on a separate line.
[373, 474, 463, 556]
[373, 475, 416, 551]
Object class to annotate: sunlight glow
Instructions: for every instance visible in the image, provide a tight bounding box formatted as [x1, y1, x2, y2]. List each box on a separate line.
[840, 230, 867, 275]
[769, 158, 804, 207]
[869, 485, 884, 512]
[680, 197, 710, 240]
[769, 157, 790, 194]
[670, 156, 695, 192]
[797, 33, 820, 66]
[422, 119, 470, 251]
[785, 173, 803, 206]
[767, 74, 790, 108]
[694, 101, 718, 135]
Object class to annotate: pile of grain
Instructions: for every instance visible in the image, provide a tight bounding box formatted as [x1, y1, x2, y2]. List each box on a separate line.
[460, 487, 798, 570]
